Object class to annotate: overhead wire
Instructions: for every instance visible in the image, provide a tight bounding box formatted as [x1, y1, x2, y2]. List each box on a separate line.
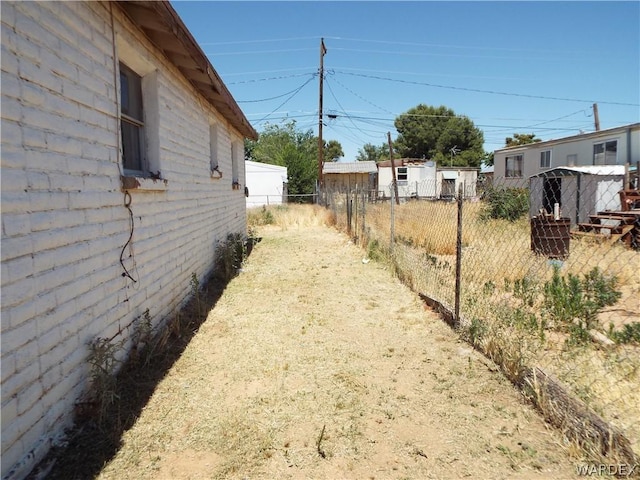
[253, 74, 317, 125]
[237, 74, 318, 103]
[334, 71, 639, 107]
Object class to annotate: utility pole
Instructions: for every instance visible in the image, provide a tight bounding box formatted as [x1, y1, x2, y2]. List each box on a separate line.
[317, 38, 327, 196]
[388, 132, 400, 205]
[593, 103, 600, 131]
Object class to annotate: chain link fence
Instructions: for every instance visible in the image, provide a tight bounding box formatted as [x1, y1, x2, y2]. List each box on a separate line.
[324, 171, 639, 464]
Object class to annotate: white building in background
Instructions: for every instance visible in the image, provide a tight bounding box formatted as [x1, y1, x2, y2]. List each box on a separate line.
[493, 123, 640, 188]
[377, 159, 437, 198]
[245, 161, 288, 207]
[376, 159, 478, 199]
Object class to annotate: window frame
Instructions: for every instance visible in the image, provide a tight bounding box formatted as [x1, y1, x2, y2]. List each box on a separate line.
[119, 62, 146, 174]
[209, 122, 221, 178]
[505, 154, 523, 178]
[593, 140, 617, 165]
[397, 166, 408, 181]
[540, 150, 551, 169]
[231, 140, 241, 189]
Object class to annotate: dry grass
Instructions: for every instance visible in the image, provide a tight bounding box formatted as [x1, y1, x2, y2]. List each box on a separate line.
[37, 204, 589, 479]
[332, 198, 640, 460]
[248, 203, 336, 230]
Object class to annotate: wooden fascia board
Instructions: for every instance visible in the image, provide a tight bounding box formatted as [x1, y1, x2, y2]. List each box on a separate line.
[116, 1, 258, 140]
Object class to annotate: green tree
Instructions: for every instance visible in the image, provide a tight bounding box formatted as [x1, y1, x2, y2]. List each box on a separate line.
[324, 140, 344, 162]
[356, 143, 392, 162]
[245, 120, 341, 199]
[505, 133, 541, 147]
[393, 104, 485, 168]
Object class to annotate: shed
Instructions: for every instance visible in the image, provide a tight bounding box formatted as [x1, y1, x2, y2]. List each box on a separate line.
[529, 166, 625, 226]
[323, 161, 377, 195]
[436, 167, 479, 199]
[246, 161, 287, 207]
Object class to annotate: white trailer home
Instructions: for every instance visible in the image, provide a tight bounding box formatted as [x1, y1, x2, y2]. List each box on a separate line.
[377, 159, 437, 199]
[245, 161, 287, 208]
[493, 123, 640, 189]
[0, 2, 257, 478]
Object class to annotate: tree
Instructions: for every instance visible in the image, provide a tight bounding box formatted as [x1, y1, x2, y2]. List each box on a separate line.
[505, 133, 541, 147]
[393, 104, 485, 168]
[356, 143, 392, 162]
[244, 120, 343, 199]
[324, 140, 344, 162]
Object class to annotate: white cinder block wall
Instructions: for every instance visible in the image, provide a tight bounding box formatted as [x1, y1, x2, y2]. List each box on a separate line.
[1, 2, 249, 478]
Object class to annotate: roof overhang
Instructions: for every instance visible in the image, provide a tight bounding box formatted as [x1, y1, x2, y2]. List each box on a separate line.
[116, 1, 258, 140]
[529, 165, 626, 178]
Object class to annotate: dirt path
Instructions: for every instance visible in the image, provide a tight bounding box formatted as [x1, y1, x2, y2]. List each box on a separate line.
[97, 224, 581, 479]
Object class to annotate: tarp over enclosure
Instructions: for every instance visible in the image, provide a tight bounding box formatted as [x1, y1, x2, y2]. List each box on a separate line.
[529, 166, 625, 226]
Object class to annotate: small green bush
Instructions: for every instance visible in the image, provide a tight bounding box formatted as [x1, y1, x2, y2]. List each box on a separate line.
[480, 187, 529, 222]
[543, 266, 622, 342]
[608, 322, 640, 345]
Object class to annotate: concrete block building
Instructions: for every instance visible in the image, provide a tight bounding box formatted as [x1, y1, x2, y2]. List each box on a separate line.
[0, 2, 257, 478]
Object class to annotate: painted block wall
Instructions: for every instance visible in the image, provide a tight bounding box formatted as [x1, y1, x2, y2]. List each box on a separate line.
[0, 2, 249, 479]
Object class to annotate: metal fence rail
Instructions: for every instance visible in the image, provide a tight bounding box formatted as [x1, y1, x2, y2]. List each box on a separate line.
[324, 172, 640, 463]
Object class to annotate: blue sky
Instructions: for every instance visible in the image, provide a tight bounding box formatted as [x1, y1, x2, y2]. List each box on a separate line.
[172, 1, 640, 162]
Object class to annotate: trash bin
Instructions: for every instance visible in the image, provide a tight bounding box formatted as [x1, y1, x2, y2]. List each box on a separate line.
[531, 216, 570, 259]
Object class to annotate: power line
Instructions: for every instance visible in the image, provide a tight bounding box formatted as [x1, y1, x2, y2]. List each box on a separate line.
[236, 75, 318, 103]
[330, 47, 572, 62]
[322, 36, 601, 57]
[205, 48, 315, 57]
[254, 75, 317, 125]
[199, 36, 320, 46]
[325, 72, 394, 115]
[324, 79, 374, 141]
[335, 71, 640, 107]
[227, 72, 316, 85]
[222, 67, 316, 78]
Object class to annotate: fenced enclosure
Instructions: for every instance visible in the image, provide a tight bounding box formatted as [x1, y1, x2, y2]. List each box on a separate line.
[323, 171, 639, 464]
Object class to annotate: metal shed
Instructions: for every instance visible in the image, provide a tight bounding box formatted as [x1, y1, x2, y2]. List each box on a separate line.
[529, 166, 625, 226]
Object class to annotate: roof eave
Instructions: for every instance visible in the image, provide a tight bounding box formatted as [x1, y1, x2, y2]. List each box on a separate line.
[116, 1, 258, 140]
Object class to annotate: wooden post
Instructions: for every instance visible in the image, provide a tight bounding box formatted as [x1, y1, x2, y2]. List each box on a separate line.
[388, 132, 400, 205]
[593, 103, 600, 131]
[317, 39, 327, 197]
[390, 186, 395, 252]
[454, 183, 463, 328]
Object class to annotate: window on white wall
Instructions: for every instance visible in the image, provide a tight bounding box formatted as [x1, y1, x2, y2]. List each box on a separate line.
[540, 150, 551, 169]
[210, 123, 220, 176]
[505, 154, 523, 178]
[593, 140, 617, 165]
[117, 37, 159, 178]
[120, 62, 145, 172]
[231, 141, 240, 188]
[397, 167, 408, 181]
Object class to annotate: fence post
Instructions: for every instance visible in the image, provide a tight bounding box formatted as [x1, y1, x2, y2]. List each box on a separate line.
[454, 183, 463, 328]
[347, 191, 352, 235]
[354, 184, 358, 239]
[390, 183, 395, 253]
[361, 188, 366, 244]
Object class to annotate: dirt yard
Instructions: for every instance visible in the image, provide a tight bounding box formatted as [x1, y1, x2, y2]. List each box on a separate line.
[95, 220, 583, 479]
